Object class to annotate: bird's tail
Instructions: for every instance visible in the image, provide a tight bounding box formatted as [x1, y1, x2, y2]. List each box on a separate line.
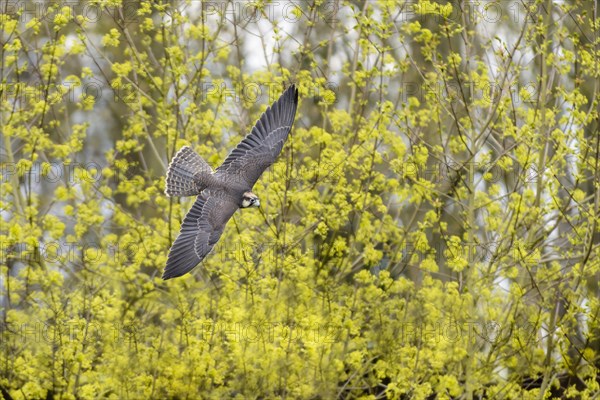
[165, 146, 213, 197]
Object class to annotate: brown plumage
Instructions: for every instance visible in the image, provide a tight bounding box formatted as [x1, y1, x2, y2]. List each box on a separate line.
[163, 84, 299, 279]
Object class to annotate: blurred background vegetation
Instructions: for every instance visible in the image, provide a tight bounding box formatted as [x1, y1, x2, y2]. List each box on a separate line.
[1, 0, 599, 398]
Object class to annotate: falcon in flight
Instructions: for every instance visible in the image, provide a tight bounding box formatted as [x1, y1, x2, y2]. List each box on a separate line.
[163, 84, 299, 279]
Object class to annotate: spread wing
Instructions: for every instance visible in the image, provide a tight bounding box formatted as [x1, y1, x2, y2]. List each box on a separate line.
[163, 191, 238, 279]
[215, 84, 299, 188]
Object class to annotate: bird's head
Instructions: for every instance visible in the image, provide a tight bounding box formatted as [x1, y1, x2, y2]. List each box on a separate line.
[241, 192, 260, 208]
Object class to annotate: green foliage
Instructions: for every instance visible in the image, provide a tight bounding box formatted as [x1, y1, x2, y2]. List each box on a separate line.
[1, 0, 599, 398]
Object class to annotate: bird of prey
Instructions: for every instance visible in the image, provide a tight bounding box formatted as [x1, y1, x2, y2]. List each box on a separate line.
[162, 84, 299, 279]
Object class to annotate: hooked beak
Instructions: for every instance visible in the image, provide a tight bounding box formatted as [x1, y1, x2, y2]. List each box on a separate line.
[254, 199, 260, 207]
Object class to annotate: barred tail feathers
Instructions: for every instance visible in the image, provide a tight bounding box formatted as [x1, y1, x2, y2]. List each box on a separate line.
[165, 146, 213, 197]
